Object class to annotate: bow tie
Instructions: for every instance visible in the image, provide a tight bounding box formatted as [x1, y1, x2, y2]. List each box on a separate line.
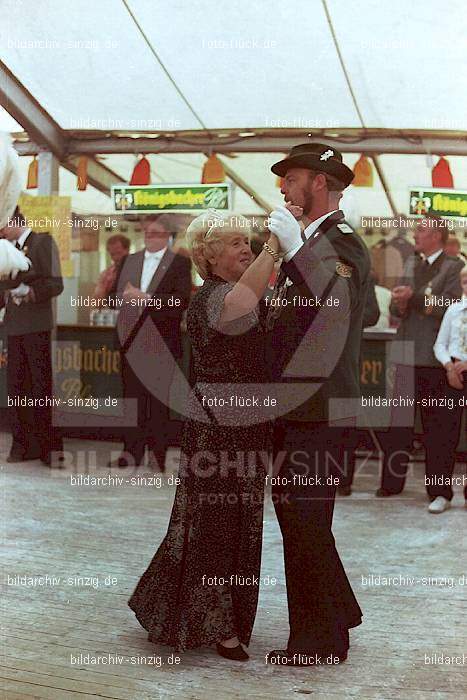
[144, 250, 163, 260]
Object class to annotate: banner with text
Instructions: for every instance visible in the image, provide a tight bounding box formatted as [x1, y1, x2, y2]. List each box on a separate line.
[112, 183, 231, 213]
[409, 187, 467, 219]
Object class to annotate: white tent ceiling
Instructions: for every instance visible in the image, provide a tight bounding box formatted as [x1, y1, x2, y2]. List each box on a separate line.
[0, 0, 466, 217]
[2, 0, 466, 131]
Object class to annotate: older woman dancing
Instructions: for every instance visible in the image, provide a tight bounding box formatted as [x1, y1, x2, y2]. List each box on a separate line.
[129, 211, 281, 660]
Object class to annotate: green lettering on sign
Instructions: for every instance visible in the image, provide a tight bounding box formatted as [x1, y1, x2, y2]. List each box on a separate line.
[409, 188, 467, 218]
[112, 183, 231, 213]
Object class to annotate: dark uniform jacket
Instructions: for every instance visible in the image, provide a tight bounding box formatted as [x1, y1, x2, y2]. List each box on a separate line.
[0, 231, 63, 336]
[266, 211, 371, 422]
[391, 252, 463, 367]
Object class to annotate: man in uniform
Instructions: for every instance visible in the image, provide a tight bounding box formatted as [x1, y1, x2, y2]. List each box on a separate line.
[266, 143, 371, 665]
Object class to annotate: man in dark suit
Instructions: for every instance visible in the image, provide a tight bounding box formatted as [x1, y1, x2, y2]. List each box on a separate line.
[111, 214, 192, 470]
[375, 217, 463, 505]
[0, 206, 64, 465]
[265, 143, 370, 665]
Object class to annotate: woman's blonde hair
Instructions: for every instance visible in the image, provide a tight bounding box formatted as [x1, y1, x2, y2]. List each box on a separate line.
[186, 209, 252, 279]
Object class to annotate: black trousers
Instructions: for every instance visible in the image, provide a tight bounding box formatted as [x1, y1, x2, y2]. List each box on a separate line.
[120, 353, 174, 468]
[7, 331, 63, 460]
[272, 421, 362, 655]
[333, 428, 363, 489]
[376, 365, 466, 499]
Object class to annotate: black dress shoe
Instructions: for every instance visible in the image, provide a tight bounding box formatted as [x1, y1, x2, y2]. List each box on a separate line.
[375, 487, 401, 498]
[266, 649, 347, 666]
[216, 642, 249, 661]
[338, 485, 352, 496]
[41, 453, 66, 468]
[6, 453, 25, 463]
[6, 451, 40, 463]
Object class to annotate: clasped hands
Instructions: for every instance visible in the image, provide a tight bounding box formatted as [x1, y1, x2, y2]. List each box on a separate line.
[123, 282, 150, 303]
[267, 204, 304, 256]
[446, 361, 466, 390]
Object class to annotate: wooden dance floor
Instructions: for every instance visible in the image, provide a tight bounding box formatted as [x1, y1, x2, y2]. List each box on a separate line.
[1, 433, 466, 700]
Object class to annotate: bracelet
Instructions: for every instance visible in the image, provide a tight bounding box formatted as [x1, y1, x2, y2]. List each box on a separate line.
[263, 242, 281, 262]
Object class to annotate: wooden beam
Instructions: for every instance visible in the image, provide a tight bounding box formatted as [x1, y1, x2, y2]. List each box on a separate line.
[64, 132, 467, 156]
[0, 61, 67, 159]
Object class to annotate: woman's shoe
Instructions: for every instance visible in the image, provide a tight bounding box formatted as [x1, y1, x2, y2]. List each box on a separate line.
[216, 642, 249, 661]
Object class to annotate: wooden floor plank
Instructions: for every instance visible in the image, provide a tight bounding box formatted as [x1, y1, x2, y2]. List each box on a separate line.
[2, 436, 467, 700]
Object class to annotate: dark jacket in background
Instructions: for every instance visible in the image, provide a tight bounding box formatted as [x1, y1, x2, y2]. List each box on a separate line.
[0, 231, 63, 335]
[391, 252, 463, 367]
[114, 247, 192, 466]
[362, 277, 380, 328]
[116, 248, 192, 359]
[0, 231, 63, 462]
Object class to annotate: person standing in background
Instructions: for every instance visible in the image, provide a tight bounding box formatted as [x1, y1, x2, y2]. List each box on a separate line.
[375, 218, 464, 507]
[0, 206, 64, 466]
[93, 234, 130, 300]
[444, 233, 467, 262]
[110, 215, 192, 471]
[370, 226, 414, 291]
[432, 265, 467, 512]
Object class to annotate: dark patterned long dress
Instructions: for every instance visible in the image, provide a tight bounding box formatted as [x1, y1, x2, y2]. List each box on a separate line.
[128, 274, 271, 651]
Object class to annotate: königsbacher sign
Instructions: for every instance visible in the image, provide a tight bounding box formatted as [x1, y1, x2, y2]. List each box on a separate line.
[409, 187, 467, 219]
[112, 183, 231, 213]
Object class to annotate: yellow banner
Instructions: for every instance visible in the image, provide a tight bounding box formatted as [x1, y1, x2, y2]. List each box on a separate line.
[18, 194, 73, 277]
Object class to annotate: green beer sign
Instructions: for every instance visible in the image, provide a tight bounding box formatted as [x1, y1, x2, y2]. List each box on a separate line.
[112, 183, 231, 213]
[409, 187, 467, 218]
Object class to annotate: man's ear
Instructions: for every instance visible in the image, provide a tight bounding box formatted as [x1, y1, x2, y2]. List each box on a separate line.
[312, 172, 327, 192]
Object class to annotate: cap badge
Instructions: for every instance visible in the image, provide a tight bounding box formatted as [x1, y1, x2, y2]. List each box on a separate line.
[320, 149, 334, 161]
